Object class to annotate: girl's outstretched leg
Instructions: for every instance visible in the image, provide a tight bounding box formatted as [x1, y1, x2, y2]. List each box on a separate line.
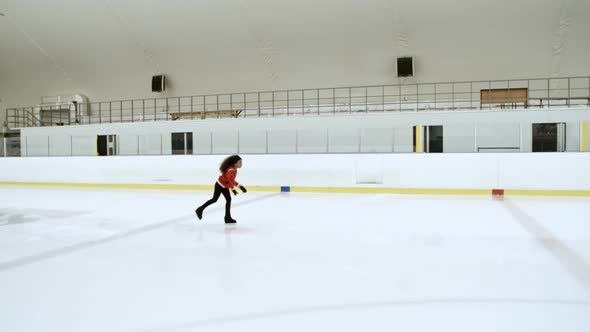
[196, 183, 222, 220]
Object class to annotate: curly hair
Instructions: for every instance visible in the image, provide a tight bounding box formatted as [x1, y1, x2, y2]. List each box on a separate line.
[219, 155, 242, 173]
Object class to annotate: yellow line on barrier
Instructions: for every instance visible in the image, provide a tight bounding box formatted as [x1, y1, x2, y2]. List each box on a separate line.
[0, 182, 208, 190]
[290, 186, 490, 195]
[0, 182, 281, 192]
[291, 187, 491, 195]
[504, 189, 590, 197]
[1, 182, 589, 197]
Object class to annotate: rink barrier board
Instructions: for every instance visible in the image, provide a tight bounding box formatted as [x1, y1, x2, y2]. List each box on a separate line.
[1, 181, 590, 196]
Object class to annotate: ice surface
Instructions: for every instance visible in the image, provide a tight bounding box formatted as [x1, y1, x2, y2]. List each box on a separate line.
[0, 187, 589, 332]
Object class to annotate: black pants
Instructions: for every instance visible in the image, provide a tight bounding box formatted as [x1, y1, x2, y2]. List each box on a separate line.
[200, 182, 232, 218]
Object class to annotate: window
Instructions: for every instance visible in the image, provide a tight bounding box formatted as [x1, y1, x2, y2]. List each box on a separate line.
[427, 125, 443, 153]
[171, 132, 193, 155]
[1, 132, 21, 157]
[532, 123, 566, 152]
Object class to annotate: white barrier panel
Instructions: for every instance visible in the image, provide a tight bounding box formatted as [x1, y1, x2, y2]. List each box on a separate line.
[0, 153, 589, 190]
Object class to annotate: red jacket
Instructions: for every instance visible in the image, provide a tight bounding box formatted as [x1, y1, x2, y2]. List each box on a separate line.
[218, 166, 239, 189]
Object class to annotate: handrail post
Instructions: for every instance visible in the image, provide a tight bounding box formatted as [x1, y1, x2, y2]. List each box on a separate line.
[416, 84, 418, 111]
[469, 82, 473, 109]
[435, 83, 438, 110]
[166, 98, 169, 121]
[349, 87, 352, 114]
[272, 91, 275, 117]
[398, 85, 402, 111]
[333, 88, 336, 115]
[451, 83, 455, 110]
[382, 86, 385, 112]
[317, 89, 320, 115]
[547, 78, 551, 108]
[366, 87, 369, 112]
[567, 77, 570, 106]
[301, 89, 305, 116]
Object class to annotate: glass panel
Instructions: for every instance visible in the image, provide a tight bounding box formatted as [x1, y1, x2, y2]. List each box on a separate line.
[532, 123, 558, 152]
[171, 132, 186, 155]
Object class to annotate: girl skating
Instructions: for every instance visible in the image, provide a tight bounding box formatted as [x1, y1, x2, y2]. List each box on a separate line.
[196, 155, 247, 224]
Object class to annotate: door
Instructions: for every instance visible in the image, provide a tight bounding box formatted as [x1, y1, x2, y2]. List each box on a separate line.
[97, 135, 118, 156]
[414, 125, 443, 153]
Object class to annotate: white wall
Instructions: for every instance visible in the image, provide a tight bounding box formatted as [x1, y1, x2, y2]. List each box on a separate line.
[1, 153, 589, 191]
[1, 0, 589, 109]
[443, 123, 475, 153]
[19, 107, 590, 156]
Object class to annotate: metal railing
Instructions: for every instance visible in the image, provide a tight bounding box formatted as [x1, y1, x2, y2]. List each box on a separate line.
[6, 109, 44, 128]
[5, 76, 590, 129]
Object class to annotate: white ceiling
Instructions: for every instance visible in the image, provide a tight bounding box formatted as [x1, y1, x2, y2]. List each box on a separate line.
[0, 0, 589, 106]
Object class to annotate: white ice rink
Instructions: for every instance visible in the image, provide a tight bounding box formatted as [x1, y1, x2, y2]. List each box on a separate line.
[1, 186, 589, 332]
